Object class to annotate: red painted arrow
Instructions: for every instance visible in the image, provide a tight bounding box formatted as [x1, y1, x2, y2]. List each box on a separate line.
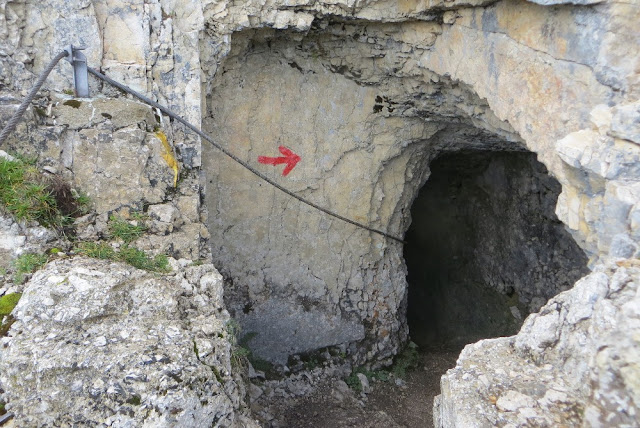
[258, 145, 301, 176]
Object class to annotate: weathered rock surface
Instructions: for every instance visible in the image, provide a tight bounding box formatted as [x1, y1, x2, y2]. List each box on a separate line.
[0, 211, 59, 271]
[434, 261, 640, 427]
[0, 257, 258, 427]
[1, 93, 207, 260]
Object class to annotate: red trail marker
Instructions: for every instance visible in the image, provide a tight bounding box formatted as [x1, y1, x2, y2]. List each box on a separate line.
[258, 145, 301, 176]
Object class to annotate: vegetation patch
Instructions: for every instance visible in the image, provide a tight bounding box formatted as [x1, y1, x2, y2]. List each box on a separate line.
[126, 395, 142, 406]
[75, 242, 169, 273]
[0, 293, 21, 339]
[0, 293, 21, 317]
[108, 213, 147, 243]
[225, 321, 277, 378]
[74, 214, 169, 273]
[118, 246, 169, 272]
[345, 342, 421, 392]
[12, 253, 48, 284]
[390, 341, 420, 379]
[0, 315, 15, 338]
[346, 367, 390, 393]
[0, 156, 90, 231]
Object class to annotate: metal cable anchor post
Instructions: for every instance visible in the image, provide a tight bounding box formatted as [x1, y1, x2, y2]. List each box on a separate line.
[64, 45, 89, 98]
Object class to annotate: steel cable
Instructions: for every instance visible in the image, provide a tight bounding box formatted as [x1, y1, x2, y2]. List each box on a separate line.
[0, 50, 68, 146]
[88, 66, 405, 243]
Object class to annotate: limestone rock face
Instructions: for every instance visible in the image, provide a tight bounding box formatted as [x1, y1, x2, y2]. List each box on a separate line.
[434, 262, 640, 427]
[421, 1, 639, 261]
[0, 257, 257, 427]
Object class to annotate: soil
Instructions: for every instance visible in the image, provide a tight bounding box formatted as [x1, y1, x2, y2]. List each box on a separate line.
[256, 348, 460, 427]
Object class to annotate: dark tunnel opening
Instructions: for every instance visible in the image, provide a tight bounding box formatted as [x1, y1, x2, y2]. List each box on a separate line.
[404, 150, 590, 351]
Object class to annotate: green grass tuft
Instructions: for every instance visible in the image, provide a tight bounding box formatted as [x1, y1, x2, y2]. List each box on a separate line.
[118, 246, 169, 272]
[75, 213, 168, 273]
[345, 342, 421, 392]
[109, 214, 147, 243]
[126, 395, 142, 406]
[76, 242, 117, 260]
[75, 241, 169, 273]
[0, 157, 91, 230]
[13, 253, 48, 284]
[0, 158, 57, 225]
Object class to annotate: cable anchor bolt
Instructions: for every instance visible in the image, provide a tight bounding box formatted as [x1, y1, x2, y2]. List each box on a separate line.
[64, 45, 89, 98]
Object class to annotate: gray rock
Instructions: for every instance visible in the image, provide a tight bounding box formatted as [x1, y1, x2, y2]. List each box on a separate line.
[0, 1, 639, 426]
[0, 213, 61, 271]
[236, 298, 365, 365]
[610, 101, 640, 145]
[0, 257, 258, 428]
[525, 0, 603, 5]
[356, 373, 370, 394]
[610, 233, 639, 259]
[435, 263, 640, 427]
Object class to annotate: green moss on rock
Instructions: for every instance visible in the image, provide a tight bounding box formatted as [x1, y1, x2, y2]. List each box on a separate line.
[0, 293, 21, 316]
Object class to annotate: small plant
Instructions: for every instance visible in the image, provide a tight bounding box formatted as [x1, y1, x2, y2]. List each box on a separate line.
[0, 158, 57, 225]
[76, 242, 116, 260]
[70, 188, 92, 214]
[304, 357, 321, 370]
[118, 246, 169, 272]
[0, 293, 21, 339]
[345, 371, 363, 392]
[0, 315, 15, 337]
[226, 320, 251, 369]
[126, 395, 142, 406]
[13, 253, 48, 284]
[391, 341, 420, 379]
[225, 321, 276, 376]
[108, 214, 147, 243]
[74, 212, 169, 273]
[345, 367, 390, 393]
[0, 156, 91, 231]
[344, 344, 420, 392]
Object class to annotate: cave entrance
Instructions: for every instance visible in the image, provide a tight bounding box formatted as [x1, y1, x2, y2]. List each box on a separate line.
[404, 150, 589, 350]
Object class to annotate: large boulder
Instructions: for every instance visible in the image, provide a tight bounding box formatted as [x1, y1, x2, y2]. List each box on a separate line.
[434, 261, 640, 427]
[0, 257, 257, 427]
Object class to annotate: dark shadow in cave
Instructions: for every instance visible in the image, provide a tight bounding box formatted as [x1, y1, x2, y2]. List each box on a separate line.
[404, 150, 589, 351]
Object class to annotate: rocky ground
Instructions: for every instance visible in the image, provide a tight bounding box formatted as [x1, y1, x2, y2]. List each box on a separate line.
[251, 348, 460, 427]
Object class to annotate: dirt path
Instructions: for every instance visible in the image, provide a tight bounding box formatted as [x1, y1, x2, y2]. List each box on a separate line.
[366, 349, 460, 427]
[256, 349, 460, 427]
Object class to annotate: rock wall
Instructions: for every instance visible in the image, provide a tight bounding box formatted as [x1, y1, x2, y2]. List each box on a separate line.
[0, 94, 207, 261]
[202, 19, 527, 365]
[421, 0, 640, 263]
[199, 0, 638, 366]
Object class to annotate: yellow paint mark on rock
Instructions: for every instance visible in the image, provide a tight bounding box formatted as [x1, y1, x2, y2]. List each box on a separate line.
[155, 131, 179, 187]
